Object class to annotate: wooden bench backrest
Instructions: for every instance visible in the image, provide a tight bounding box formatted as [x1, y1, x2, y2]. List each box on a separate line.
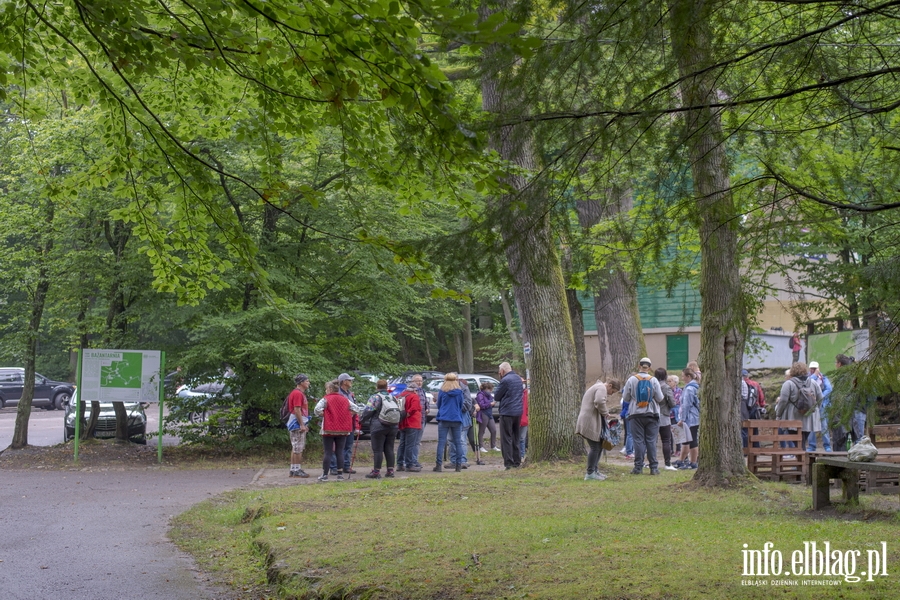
[742, 420, 803, 453]
[869, 424, 900, 449]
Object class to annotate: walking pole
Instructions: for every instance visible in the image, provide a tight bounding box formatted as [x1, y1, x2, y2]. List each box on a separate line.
[475, 424, 482, 465]
[348, 427, 362, 480]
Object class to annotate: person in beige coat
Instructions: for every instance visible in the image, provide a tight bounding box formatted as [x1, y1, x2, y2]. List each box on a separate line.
[576, 378, 622, 480]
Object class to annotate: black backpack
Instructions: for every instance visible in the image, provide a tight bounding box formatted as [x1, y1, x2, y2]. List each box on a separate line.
[745, 384, 758, 410]
[280, 394, 293, 422]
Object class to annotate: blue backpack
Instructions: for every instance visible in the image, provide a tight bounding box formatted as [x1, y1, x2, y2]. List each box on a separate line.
[635, 373, 654, 409]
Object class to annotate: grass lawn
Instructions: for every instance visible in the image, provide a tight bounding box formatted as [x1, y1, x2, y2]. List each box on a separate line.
[171, 458, 900, 599]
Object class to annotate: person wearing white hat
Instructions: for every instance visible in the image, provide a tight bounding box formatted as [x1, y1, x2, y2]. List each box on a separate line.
[806, 361, 833, 452]
[620, 357, 664, 474]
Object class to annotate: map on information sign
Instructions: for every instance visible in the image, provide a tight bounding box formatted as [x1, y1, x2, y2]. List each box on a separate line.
[80, 349, 162, 403]
[100, 352, 143, 388]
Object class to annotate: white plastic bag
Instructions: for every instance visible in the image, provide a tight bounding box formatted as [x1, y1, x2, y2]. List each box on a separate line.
[848, 435, 878, 462]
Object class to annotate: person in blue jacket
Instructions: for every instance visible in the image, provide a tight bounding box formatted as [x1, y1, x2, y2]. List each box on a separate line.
[434, 372, 466, 472]
[806, 361, 833, 452]
[675, 368, 700, 469]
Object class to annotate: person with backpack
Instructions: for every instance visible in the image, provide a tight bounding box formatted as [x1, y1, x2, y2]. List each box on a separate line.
[362, 379, 401, 479]
[285, 373, 311, 478]
[620, 357, 664, 475]
[741, 370, 764, 449]
[775, 362, 822, 452]
[675, 368, 700, 469]
[396, 374, 424, 472]
[434, 372, 466, 472]
[314, 380, 363, 482]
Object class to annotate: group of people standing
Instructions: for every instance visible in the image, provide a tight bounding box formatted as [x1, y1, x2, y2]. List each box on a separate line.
[771, 354, 869, 455]
[284, 363, 530, 481]
[575, 357, 703, 479]
[433, 362, 528, 472]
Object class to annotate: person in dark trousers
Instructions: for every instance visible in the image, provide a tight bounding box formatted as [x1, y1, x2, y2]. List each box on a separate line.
[621, 357, 663, 475]
[314, 381, 362, 481]
[330, 373, 359, 475]
[363, 380, 399, 479]
[396, 374, 424, 471]
[576, 378, 622, 480]
[494, 362, 524, 469]
[654, 368, 677, 470]
[475, 381, 498, 452]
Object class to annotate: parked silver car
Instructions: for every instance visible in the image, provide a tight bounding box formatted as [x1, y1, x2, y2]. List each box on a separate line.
[63, 391, 148, 444]
[425, 374, 500, 422]
[173, 382, 234, 423]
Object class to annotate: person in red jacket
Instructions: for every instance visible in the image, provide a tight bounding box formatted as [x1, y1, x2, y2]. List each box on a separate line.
[314, 381, 362, 482]
[396, 375, 424, 472]
[519, 377, 529, 461]
[286, 373, 311, 479]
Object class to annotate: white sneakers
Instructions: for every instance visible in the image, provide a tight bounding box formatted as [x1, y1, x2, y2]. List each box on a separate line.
[664, 465, 678, 471]
[584, 472, 607, 481]
[493, 447, 501, 451]
[478, 447, 488, 453]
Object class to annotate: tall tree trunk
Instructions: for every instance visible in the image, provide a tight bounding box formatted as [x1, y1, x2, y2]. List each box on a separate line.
[481, 6, 581, 459]
[12, 210, 54, 449]
[499, 290, 521, 365]
[670, 0, 747, 485]
[423, 326, 434, 367]
[477, 299, 492, 331]
[567, 289, 586, 391]
[576, 192, 645, 384]
[103, 220, 132, 442]
[453, 332, 464, 373]
[461, 303, 475, 373]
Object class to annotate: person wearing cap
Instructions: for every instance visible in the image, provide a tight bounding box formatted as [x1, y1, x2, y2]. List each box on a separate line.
[620, 357, 664, 474]
[329, 373, 359, 474]
[741, 369, 765, 449]
[287, 374, 311, 478]
[806, 361, 833, 452]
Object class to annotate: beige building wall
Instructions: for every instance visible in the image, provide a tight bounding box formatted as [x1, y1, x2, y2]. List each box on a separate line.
[582, 329, 701, 388]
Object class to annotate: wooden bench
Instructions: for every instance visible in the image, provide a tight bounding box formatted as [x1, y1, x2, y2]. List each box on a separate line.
[869, 424, 900, 448]
[863, 425, 900, 492]
[813, 457, 900, 509]
[743, 420, 805, 482]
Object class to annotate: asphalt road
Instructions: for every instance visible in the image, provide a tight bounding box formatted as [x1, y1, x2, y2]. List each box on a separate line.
[0, 468, 256, 600]
[0, 406, 180, 448]
[0, 407, 442, 448]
